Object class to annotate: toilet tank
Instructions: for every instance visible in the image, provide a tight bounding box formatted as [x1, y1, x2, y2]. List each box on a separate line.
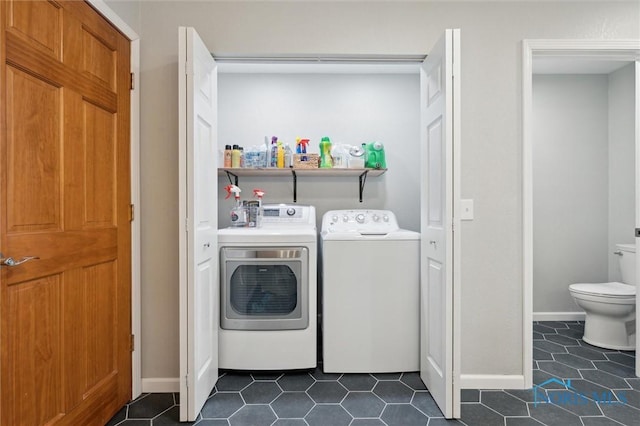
[616, 243, 636, 285]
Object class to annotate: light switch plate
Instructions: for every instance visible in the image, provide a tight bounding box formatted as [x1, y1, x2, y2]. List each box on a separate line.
[460, 199, 474, 220]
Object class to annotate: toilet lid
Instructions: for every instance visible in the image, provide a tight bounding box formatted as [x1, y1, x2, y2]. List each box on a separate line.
[569, 282, 636, 297]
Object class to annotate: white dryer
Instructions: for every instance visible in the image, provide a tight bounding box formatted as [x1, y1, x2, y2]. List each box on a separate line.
[321, 209, 420, 373]
[218, 204, 317, 370]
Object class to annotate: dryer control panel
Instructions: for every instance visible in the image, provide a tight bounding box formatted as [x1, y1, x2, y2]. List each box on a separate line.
[261, 204, 315, 225]
[322, 209, 400, 235]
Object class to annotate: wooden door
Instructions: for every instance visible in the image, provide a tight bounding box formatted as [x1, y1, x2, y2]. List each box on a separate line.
[420, 29, 460, 418]
[0, 1, 131, 425]
[178, 26, 219, 422]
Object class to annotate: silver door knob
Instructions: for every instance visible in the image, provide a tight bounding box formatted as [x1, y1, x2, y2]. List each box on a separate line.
[0, 256, 40, 267]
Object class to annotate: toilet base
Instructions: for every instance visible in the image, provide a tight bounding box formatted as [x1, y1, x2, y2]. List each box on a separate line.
[582, 314, 636, 351]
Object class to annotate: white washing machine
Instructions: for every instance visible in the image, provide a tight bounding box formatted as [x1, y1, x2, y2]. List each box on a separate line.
[321, 209, 420, 373]
[218, 204, 317, 370]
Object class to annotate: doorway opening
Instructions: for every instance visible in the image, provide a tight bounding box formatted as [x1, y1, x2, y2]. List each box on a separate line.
[522, 40, 640, 384]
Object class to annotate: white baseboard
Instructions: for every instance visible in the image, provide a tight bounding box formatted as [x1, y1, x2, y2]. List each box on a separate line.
[533, 312, 585, 322]
[142, 378, 180, 393]
[459, 374, 525, 390]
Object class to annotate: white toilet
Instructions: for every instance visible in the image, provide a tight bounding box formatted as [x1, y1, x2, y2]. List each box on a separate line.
[569, 243, 636, 350]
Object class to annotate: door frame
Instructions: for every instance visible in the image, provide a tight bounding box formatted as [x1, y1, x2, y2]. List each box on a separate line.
[85, 0, 142, 398]
[522, 39, 640, 385]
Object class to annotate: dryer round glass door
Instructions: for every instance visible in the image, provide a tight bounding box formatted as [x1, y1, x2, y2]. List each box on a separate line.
[220, 247, 309, 330]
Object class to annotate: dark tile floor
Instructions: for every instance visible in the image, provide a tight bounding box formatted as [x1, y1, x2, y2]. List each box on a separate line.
[107, 322, 638, 425]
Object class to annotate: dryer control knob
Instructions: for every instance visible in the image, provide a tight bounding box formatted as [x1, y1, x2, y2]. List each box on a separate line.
[332, 215, 338, 223]
[343, 215, 349, 222]
[356, 213, 366, 224]
[286, 208, 296, 216]
[383, 215, 389, 222]
[372, 214, 380, 222]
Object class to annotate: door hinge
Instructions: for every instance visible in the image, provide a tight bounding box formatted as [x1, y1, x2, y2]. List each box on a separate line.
[130, 72, 135, 90]
[185, 374, 189, 388]
[129, 204, 134, 222]
[636, 228, 640, 237]
[130, 334, 135, 352]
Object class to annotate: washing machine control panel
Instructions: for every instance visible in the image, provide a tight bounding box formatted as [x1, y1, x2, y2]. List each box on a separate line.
[322, 210, 400, 234]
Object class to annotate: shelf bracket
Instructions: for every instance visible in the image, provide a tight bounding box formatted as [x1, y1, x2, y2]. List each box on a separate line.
[358, 170, 369, 203]
[291, 170, 298, 203]
[225, 170, 238, 186]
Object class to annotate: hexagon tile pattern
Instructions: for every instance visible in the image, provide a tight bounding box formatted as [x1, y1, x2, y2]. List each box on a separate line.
[107, 321, 637, 425]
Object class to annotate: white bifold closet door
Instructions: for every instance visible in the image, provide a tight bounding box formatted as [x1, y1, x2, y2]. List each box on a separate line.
[178, 26, 219, 422]
[420, 28, 461, 419]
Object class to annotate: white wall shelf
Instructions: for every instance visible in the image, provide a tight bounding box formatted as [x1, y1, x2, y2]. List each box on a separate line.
[218, 167, 387, 202]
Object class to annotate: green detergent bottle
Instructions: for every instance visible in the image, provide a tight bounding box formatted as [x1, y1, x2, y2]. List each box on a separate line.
[364, 141, 386, 169]
[319, 136, 333, 168]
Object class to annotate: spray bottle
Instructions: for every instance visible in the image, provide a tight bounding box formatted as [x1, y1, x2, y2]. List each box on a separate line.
[224, 184, 246, 227]
[296, 137, 309, 161]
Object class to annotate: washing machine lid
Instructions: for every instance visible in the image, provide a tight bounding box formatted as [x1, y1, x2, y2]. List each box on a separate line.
[321, 229, 420, 241]
[569, 282, 636, 297]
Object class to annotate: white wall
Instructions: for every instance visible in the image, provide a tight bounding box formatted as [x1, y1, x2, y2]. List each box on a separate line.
[137, 0, 640, 381]
[608, 63, 636, 281]
[104, 0, 140, 34]
[532, 75, 610, 313]
[217, 72, 420, 231]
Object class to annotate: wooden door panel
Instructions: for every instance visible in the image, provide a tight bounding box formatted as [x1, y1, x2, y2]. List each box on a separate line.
[82, 28, 116, 90]
[83, 261, 117, 389]
[84, 101, 116, 228]
[63, 262, 118, 406]
[6, 0, 62, 60]
[61, 0, 118, 91]
[3, 274, 63, 426]
[5, 65, 61, 233]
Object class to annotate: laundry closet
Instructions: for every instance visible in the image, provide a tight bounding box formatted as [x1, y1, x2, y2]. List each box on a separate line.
[215, 62, 421, 230]
[179, 27, 461, 421]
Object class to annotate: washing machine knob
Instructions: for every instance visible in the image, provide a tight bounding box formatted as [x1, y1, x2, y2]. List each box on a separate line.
[286, 208, 296, 216]
[372, 214, 380, 222]
[342, 215, 349, 222]
[332, 215, 338, 223]
[383, 215, 389, 222]
[356, 213, 366, 224]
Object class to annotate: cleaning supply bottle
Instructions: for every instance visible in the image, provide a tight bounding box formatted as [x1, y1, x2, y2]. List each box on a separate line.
[270, 136, 278, 168]
[224, 184, 246, 226]
[231, 144, 241, 168]
[265, 136, 271, 168]
[284, 144, 293, 168]
[224, 145, 232, 168]
[364, 141, 386, 169]
[277, 141, 285, 168]
[252, 188, 265, 228]
[296, 137, 309, 161]
[331, 143, 348, 168]
[319, 136, 333, 168]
